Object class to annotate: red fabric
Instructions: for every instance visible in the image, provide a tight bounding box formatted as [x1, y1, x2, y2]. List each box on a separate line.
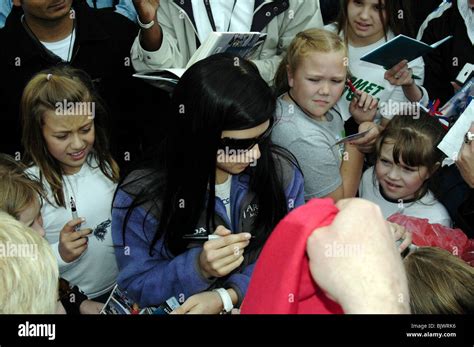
[240, 198, 344, 314]
[387, 213, 474, 266]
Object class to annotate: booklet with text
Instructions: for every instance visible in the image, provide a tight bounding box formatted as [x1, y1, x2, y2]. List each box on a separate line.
[134, 32, 267, 91]
[360, 34, 452, 70]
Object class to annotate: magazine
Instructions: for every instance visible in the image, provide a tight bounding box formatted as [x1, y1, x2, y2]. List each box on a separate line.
[133, 31, 267, 91]
[100, 285, 181, 315]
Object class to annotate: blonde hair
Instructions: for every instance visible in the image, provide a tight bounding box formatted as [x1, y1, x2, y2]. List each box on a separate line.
[0, 154, 44, 220]
[274, 28, 348, 95]
[20, 66, 119, 208]
[404, 247, 474, 314]
[0, 211, 58, 313]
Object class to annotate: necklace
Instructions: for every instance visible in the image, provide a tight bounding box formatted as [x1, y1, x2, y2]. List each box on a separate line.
[204, 0, 238, 32]
[21, 9, 76, 62]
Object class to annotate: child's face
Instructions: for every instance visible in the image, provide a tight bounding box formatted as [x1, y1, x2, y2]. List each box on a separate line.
[42, 111, 95, 175]
[287, 50, 346, 118]
[375, 142, 431, 201]
[18, 198, 45, 238]
[347, 0, 386, 45]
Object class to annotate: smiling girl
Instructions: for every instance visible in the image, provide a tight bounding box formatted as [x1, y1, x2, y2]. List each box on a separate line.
[21, 66, 120, 301]
[359, 113, 451, 226]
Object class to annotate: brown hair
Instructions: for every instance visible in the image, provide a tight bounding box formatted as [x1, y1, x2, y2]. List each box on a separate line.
[0, 154, 43, 220]
[404, 247, 474, 314]
[274, 28, 348, 96]
[336, 0, 415, 44]
[375, 113, 446, 200]
[20, 66, 119, 207]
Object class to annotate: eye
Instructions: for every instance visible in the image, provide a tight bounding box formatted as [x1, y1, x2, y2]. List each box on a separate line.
[332, 80, 344, 84]
[54, 134, 68, 140]
[81, 127, 92, 134]
[380, 159, 391, 165]
[353, 0, 363, 5]
[402, 166, 416, 173]
[374, 4, 385, 10]
[308, 78, 320, 82]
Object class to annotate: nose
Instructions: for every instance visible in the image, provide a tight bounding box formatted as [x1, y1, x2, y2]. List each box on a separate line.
[70, 133, 84, 150]
[387, 166, 401, 180]
[318, 81, 330, 95]
[360, 5, 370, 20]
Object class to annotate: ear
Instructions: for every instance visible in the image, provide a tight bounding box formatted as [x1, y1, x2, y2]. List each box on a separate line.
[286, 65, 294, 89]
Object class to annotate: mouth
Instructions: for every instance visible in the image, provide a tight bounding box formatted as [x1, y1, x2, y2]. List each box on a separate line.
[313, 100, 330, 105]
[384, 179, 402, 191]
[355, 21, 371, 31]
[68, 149, 87, 161]
[48, 0, 66, 10]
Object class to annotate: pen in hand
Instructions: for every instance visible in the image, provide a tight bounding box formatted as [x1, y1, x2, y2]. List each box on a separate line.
[183, 234, 256, 241]
[70, 197, 81, 231]
[346, 78, 360, 100]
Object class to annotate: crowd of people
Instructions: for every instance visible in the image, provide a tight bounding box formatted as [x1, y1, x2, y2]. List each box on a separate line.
[0, 0, 473, 315]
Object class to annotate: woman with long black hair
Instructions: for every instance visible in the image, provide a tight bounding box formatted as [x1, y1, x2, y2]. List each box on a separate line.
[111, 54, 304, 314]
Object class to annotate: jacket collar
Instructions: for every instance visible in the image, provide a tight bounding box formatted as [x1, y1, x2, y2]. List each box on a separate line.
[171, 0, 289, 33]
[3, 0, 110, 65]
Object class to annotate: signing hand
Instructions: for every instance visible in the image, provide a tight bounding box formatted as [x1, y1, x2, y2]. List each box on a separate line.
[456, 123, 474, 188]
[198, 226, 251, 278]
[387, 221, 412, 253]
[350, 121, 381, 153]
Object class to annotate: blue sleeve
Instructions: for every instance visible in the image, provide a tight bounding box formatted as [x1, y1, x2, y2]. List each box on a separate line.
[286, 166, 305, 209]
[223, 165, 305, 305]
[114, 0, 137, 23]
[0, 0, 12, 29]
[112, 189, 215, 307]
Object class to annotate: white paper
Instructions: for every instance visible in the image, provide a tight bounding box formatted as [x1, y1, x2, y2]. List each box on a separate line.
[437, 102, 474, 165]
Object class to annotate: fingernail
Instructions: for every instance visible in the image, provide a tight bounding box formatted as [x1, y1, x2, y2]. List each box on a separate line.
[243, 233, 251, 239]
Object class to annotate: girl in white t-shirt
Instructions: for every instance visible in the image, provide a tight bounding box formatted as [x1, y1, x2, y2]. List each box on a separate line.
[359, 113, 452, 226]
[21, 66, 120, 300]
[326, 0, 430, 151]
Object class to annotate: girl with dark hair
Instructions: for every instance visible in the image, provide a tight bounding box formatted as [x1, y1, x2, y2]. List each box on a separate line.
[112, 54, 304, 313]
[21, 66, 120, 301]
[326, 0, 429, 128]
[359, 113, 451, 226]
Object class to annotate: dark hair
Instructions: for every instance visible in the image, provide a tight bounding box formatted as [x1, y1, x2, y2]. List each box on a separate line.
[374, 113, 447, 201]
[20, 66, 119, 207]
[118, 54, 299, 263]
[336, 0, 415, 43]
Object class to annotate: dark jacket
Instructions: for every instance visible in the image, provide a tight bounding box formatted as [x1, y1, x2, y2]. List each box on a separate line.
[418, 0, 474, 104]
[0, 0, 169, 169]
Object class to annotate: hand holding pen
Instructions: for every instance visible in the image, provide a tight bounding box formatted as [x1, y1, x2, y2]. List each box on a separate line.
[57, 197, 92, 263]
[197, 226, 252, 279]
[347, 79, 378, 124]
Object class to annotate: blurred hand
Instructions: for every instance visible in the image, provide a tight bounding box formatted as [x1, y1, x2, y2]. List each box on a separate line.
[387, 221, 412, 253]
[79, 300, 104, 314]
[58, 218, 92, 263]
[198, 226, 251, 278]
[307, 198, 410, 313]
[456, 123, 474, 188]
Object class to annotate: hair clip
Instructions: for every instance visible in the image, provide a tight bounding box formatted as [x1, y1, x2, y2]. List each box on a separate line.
[46, 74, 53, 81]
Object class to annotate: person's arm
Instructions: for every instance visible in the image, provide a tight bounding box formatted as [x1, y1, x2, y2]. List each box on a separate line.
[307, 198, 410, 313]
[112, 189, 216, 307]
[339, 143, 364, 197]
[130, 0, 189, 72]
[251, 1, 323, 84]
[115, 0, 138, 23]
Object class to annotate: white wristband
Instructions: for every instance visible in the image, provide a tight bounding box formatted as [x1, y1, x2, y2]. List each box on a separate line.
[137, 15, 155, 29]
[213, 288, 233, 313]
